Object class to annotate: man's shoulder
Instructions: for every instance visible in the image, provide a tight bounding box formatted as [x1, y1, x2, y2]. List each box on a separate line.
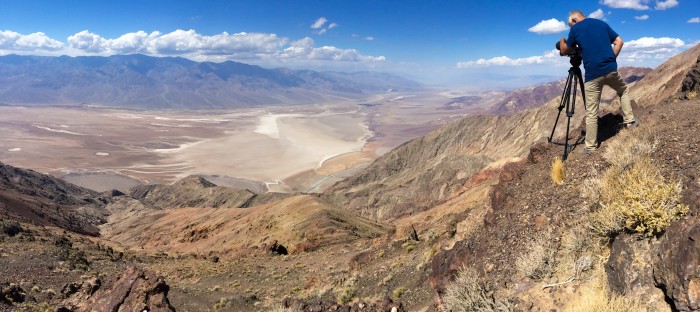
[577, 18, 604, 27]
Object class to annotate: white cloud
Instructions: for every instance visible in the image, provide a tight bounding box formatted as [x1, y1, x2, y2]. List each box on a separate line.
[625, 37, 684, 49]
[68, 30, 107, 52]
[0, 29, 384, 70]
[635, 15, 650, 20]
[589, 9, 606, 20]
[311, 17, 327, 29]
[365, 36, 375, 41]
[279, 37, 384, 62]
[456, 35, 690, 74]
[0, 30, 63, 51]
[600, 0, 678, 10]
[618, 37, 686, 65]
[528, 19, 568, 34]
[689, 17, 700, 23]
[600, 0, 650, 10]
[654, 0, 678, 10]
[456, 50, 562, 68]
[311, 18, 338, 35]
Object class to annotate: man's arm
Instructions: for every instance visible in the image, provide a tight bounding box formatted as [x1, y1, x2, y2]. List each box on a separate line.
[559, 37, 569, 55]
[612, 36, 624, 57]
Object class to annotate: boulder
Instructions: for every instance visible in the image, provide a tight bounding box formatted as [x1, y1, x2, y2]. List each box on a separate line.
[681, 54, 700, 98]
[654, 217, 700, 311]
[60, 266, 175, 312]
[605, 233, 670, 311]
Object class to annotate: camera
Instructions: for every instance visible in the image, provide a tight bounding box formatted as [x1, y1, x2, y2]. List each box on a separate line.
[556, 41, 582, 66]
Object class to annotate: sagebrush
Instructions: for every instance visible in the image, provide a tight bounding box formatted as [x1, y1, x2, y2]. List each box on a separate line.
[590, 159, 688, 236]
[441, 266, 511, 312]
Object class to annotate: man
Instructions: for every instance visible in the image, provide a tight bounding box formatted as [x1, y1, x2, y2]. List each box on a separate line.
[559, 10, 638, 155]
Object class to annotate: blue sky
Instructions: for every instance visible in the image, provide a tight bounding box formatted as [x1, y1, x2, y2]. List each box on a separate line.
[1, 0, 698, 86]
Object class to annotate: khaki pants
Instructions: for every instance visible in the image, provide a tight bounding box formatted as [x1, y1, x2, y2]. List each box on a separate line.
[583, 71, 635, 150]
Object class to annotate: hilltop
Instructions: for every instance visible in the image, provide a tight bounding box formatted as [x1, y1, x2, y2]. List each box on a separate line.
[0, 43, 699, 311]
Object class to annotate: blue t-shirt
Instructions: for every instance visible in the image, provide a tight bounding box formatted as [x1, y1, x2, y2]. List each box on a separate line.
[566, 18, 619, 82]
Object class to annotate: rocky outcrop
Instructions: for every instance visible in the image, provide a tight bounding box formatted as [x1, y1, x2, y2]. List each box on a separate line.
[0, 283, 26, 305]
[631, 43, 700, 106]
[680, 53, 700, 99]
[654, 217, 700, 311]
[605, 234, 670, 312]
[61, 267, 175, 312]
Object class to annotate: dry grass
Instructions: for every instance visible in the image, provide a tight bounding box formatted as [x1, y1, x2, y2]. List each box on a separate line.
[441, 266, 512, 312]
[267, 304, 294, 312]
[580, 169, 602, 211]
[601, 129, 656, 169]
[564, 267, 645, 312]
[551, 157, 565, 185]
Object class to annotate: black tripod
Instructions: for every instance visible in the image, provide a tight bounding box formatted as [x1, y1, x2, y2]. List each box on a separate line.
[548, 57, 586, 160]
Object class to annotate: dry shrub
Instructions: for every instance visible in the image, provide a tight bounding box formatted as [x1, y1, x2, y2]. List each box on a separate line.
[516, 232, 557, 281]
[551, 157, 565, 185]
[441, 266, 512, 312]
[564, 267, 644, 312]
[591, 159, 688, 236]
[601, 129, 656, 168]
[687, 89, 698, 100]
[267, 304, 294, 312]
[559, 225, 601, 278]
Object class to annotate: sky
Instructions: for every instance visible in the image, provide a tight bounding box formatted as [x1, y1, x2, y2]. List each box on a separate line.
[1, 0, 699, 87]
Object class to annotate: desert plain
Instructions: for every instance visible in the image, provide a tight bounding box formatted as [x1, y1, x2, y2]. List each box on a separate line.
[0, 90, 492, 193]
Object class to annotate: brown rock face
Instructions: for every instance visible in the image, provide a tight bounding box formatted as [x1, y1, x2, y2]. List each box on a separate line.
[654, 217, 700, 311]
[61, 267, 175, 312]
[680, 54, 700, 99]
[605, 234, 670, 312]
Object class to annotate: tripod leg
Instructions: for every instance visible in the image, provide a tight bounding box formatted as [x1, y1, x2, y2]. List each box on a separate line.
[549, 69, 575, 143]
[576, 67, 586, 110]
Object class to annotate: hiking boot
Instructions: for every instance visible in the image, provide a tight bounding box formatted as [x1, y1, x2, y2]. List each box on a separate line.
[625, 119, 639, 129]
[580, 148, 596, 155]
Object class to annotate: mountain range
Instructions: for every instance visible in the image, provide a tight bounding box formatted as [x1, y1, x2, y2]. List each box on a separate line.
[0, 54, 423, 109]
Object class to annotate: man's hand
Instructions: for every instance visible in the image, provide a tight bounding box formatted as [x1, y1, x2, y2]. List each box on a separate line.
[612, 36, 624, 57]
[559, 37, 569, 56]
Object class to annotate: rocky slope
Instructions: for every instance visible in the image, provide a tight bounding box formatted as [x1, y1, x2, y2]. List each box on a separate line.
[0, 162, 109, 235]
[322, 97, 574, 221]
[630, 43, 700, 107]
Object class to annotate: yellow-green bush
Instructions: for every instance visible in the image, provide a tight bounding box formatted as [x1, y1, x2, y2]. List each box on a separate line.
[591, 159, 688, 236]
